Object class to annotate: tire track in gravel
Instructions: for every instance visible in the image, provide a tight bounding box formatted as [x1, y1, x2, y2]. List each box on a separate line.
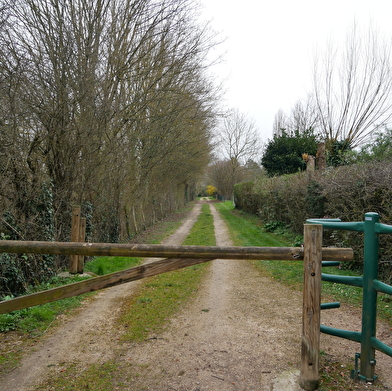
[2, 200, 392, 390]
[111, 202, 392, 390]
[0, 204, 203, 391]
[119, 202, 304, 390]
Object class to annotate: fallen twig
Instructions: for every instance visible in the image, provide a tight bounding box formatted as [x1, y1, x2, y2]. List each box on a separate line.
[211, 374, 225, 381]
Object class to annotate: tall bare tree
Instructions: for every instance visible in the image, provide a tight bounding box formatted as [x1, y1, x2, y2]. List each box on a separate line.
[273, 96, 319, 138]
[0, 0, 219, 242]
[213, 109, 262, 198]
[273, 109, 288, 136]
[288, 96, 319, 135]
[313, 24, 392, 148]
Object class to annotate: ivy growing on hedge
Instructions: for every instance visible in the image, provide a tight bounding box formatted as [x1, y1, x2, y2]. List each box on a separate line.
[0, 182, 56, 298]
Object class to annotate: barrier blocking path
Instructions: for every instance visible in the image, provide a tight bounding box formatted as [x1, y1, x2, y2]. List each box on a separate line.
[0, 227, 350, 390]
[0, 210, 391, 389]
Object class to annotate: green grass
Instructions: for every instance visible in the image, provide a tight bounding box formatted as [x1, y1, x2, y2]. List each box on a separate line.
[30, 203, 216, 390]
[215, 201, 305, 288]
[0, 259, 142, 336]
[183, 203, 215, 245]
[119, 203, 215, 342]
[216, 201, 391, 390]
[0, 275, 91, 334]
[215, 201, 289, 247]
[215, 202, 392, 323]
[35, 361, 124, 391]
[84, 256, 141, 275]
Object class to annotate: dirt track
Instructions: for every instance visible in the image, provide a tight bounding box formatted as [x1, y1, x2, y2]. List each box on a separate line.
[1, 201, 392, 390]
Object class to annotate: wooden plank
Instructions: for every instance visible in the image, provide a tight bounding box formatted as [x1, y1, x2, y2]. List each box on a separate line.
[0, 241, 353, 262]
[0, 257, 214, 314]
[300, 224, 322, 391]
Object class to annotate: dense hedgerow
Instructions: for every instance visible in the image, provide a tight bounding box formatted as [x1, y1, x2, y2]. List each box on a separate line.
[0, 182, 56, 298]
[234, 161, 392, 283]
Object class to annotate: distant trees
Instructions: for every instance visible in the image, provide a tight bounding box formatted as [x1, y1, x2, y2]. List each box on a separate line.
[273, 97, 319, 138]
[353, 126, 392, 163]
[211, 109, 262, 198]
[266, 25, 392, 173]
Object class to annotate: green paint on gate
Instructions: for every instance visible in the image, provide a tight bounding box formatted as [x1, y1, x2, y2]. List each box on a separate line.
[307, 212, 392, 383]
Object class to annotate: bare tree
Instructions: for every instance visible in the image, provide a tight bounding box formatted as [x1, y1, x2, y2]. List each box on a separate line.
[313, 24, 392, 148]
[0, 0, 220, 243]
[288, 96, 319, 135]
[218, 109, 261, 164]
[273, 109, 288, 136]
[214, 109, 262, 198]
[273, 96, 319, 138]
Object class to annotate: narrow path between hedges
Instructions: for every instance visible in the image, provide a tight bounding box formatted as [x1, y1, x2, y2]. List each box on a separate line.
[1, 201, 392, 390]
[118, 202, 304, 390]
[0, 204, 204, 391]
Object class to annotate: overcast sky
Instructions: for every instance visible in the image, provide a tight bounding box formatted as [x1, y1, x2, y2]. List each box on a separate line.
[200, 0, 392, 143]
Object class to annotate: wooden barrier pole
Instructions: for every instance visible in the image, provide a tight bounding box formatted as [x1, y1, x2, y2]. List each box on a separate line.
[0, 241, 353, 262]
[0, 257, 214, 314]
[300, 224, 322, 391]
[69, 205, 81, 274]
[77, 217, 86, 273]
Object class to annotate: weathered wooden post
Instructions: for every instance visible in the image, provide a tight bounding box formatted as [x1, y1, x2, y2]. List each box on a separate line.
[69, 205, 81, 274]
[300, 224, 322, 390]
[316, 142, 326, 171]
[307, 155, 315, 172]
[77, 217, 87, 273]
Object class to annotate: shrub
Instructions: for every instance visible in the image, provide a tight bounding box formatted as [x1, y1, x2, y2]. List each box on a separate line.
[234, 160, 392, 282]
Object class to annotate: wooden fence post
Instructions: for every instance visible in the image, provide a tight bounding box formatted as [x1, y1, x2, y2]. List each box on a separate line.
[69, 205, 81, 274]
[300, 224, 322, 390]
[77, 217, 86, 273]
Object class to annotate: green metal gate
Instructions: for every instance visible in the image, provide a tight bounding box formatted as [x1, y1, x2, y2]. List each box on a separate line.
[308, 212, 392, 382]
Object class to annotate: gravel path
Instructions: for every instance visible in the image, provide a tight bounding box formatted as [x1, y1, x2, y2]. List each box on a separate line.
[1, 200, 391, 390]
[122, 202, 304, 390]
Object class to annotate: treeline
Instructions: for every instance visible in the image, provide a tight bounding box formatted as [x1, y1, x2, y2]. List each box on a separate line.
[234, 161, 392, 283]
[0, 0, 219, 296]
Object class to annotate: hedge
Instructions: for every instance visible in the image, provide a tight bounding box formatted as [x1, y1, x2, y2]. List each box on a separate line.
[234, 161, 392, 283]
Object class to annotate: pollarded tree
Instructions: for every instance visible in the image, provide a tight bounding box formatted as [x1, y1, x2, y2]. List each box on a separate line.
[313, 24, 392, 148]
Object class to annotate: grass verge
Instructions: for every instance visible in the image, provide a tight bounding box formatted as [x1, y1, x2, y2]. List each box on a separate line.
[33, 203, 215, 390]
[0, 202, 197, 379]
[84, 256, 141, 276]
[215, 201, 392, 322]
[215, 201, 391, 390]
[118, 203, 215, 342]
[0, 275, 92, 334]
